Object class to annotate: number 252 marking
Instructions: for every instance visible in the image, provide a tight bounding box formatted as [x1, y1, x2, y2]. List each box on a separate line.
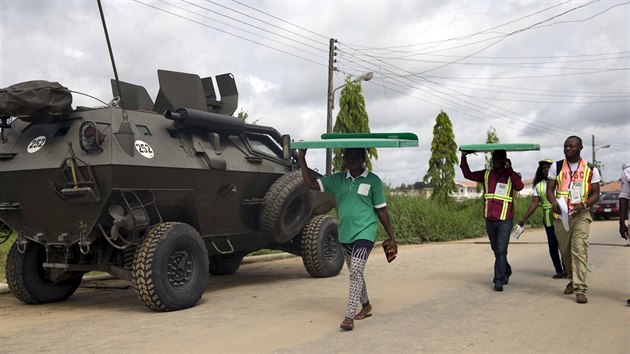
[28, 137, 46, 149]
[135, 143, 153, 154]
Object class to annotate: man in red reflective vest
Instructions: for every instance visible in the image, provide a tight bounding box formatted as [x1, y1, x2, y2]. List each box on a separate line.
[546, 136, 600, 304]
[461, 149, 524, 291]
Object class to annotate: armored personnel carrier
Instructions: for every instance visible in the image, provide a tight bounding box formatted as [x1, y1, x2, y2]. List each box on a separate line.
[0, 70, 342, 311]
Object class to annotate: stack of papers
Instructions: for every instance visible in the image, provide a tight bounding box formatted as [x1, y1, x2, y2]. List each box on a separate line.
[510, 225, 524, 239]
[557, 199, 570, 231]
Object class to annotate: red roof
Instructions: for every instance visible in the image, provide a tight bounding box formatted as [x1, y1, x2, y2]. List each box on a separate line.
[600, 180, 621, 192]
[455, 180, 478, 188]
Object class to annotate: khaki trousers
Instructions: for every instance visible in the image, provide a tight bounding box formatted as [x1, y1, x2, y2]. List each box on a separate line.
[553, 210, 592, 293]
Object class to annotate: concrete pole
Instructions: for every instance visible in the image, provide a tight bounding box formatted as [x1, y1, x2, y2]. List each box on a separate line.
[326, 38, 335, 176]
[592, 134, 595, 164]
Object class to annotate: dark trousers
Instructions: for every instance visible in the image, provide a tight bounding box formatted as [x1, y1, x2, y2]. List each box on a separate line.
[544, 224, 564, 274]
[486, 219, 512, 284]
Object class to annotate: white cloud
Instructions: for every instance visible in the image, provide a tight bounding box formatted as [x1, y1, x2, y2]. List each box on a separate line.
[62, 47, 86, 60]
[1, 0, 627, 187]
[246, 74, 280, 95]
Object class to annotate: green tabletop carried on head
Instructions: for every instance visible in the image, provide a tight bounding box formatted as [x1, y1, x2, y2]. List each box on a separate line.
[290, 132, 419, 149]
[458, 143, 540, 153]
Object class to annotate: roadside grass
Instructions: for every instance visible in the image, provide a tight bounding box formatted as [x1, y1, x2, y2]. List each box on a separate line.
[378, 193, 543, 242]
[0, 195, 543, 283]
[0, 232, 15, 283]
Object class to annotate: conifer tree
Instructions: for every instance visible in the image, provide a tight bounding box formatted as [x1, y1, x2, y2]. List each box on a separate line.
[423, 111, 458, 203]
[476, 126, 501, 192]
[332, 77, 377, 172]
[485, 126, 500, 168]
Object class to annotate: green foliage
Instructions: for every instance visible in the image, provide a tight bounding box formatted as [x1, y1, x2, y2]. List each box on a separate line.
[247, 249, 282, 256]
[423, 111, 458, 204]
[376, 193, 540, 243]
[377, 194, 486, 242]
[0, 232, 16, 282]
[484, 126, 500, 168]
[513, 195, 545, 228]
[236, 108, 248, 120]
[475, 126, 500, 192]
[332, 77, 377, 172]
[236, 108, 259, 124]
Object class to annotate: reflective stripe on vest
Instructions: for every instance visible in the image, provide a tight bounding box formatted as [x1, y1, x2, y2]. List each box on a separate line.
[536, 180, 553, 227]
[483, 169, 513, 220]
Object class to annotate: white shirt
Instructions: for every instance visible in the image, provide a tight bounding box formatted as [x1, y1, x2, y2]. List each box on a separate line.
[547, 160, 601, 184]
[532, 180, 545, 197]
[620, 163, 630, 200]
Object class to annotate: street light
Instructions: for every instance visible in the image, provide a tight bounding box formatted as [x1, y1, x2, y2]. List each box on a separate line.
[591, 133, 611, 165]
[325, 71, 373, 175]
[593, 144, 611, 165]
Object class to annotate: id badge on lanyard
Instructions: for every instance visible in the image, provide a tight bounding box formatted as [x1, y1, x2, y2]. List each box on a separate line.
[567, 160, 582, 204]
[495, 183, 508, 196]
[569, 182, 582, 203]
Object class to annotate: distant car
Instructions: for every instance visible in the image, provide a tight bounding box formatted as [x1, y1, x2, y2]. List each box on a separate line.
[592, 191, 620, 220]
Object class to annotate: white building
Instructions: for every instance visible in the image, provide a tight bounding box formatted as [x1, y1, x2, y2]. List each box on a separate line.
[452, 178, 534, 200]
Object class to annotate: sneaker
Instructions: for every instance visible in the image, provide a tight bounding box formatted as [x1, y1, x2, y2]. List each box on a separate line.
[564, 283, 575, 295]
[576, 293, 588, 304]
[552, 272, 565, 279]
[494, 282, 504, 291]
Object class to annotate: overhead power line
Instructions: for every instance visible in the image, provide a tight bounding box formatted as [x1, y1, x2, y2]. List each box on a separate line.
[230, 0, 331, 41]
[134, 0, 327, 67]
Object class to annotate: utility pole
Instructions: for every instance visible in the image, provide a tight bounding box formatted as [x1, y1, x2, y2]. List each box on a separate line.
[325, 38, 336, 176]
[591, 134, 611, 179]
[592, 134, 595, 163]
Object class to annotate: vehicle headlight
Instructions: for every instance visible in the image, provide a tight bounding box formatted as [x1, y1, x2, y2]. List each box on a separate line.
[79, 121, 105, 152]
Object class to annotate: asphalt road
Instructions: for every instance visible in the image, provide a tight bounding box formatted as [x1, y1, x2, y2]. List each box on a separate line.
[0, 220, 628, 353]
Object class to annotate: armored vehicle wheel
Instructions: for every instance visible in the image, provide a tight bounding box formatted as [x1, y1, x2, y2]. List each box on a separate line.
[132, 222, 209, 312]
[259, 171, 314, 243]
[209, 252, 245, 275]
[6, 241, 83, 304]
[301, 214, 343, 278]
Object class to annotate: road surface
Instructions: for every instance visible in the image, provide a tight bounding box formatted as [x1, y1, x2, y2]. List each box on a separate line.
[0, 220, 627, 353]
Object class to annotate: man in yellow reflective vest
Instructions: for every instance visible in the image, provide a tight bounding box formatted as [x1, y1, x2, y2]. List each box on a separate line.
[461, 149, 524, 292]
[546, 136, 600, 304]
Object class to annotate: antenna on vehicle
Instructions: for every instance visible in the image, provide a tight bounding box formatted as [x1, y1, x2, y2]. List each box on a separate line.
[97, 0, 135, 156]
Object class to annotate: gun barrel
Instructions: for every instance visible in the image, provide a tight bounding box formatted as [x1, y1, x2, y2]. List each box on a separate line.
[164, 108, 245, 136]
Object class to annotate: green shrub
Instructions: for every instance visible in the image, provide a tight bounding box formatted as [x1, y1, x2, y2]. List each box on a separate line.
[377, 193, 544, 243]
[378, 195, 482, 242]
[0, 232, 16, 283]
[0, 195, 546, 282]
[514, 195, 545, 228]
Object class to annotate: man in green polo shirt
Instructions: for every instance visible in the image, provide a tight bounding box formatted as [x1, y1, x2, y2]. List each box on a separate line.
[298, 147, 398, 331]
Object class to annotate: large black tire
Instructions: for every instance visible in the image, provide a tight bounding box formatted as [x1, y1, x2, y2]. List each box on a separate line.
[259, 171, 314, 243]
[301, 214, 343, 278]
[209, 252, 245, 275]
[6, 241, 82, 304]
[132, 222, 209, 312]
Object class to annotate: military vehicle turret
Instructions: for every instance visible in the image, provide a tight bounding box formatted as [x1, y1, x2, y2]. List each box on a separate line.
[0, 69, 342, 311]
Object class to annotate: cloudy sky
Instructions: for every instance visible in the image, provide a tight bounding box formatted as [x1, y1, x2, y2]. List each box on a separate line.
[1, 0, 628, 186]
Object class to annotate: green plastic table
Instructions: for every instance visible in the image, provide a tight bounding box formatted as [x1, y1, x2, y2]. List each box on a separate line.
[458, 143, 540, 152]
[291, 132, 418, 149]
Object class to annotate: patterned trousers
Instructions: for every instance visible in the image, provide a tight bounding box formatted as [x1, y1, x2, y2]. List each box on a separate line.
[342, 239, 374, 319]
